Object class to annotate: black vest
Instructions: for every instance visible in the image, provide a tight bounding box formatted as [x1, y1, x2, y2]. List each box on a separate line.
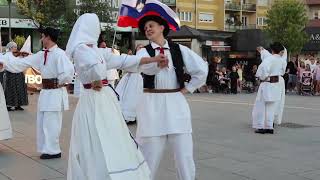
[143, 42, 186, 89]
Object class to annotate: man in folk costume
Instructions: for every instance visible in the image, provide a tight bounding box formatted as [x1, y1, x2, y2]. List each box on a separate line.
[135, 2, 208, 180]
[256, 45, 287, 126]
[252, 42, 287, 134]
[66, 13, 168, 180]
[0, 27, 75, 159]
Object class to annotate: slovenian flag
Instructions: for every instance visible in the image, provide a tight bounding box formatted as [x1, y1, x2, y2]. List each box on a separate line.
[118, 0, 180, 31]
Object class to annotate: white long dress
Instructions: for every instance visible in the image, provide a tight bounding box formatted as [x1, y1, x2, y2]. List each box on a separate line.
[0, 82, 12, 140]
[115, 72, 143, 121]
[66, 13, 150, 180]
[67, 45, 151, 180]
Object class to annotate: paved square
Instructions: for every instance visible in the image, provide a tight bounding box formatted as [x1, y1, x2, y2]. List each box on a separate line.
[0, 93, 319, 180]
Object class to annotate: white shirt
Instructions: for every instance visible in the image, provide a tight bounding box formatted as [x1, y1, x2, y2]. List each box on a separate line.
[72, 44, 146, 84]
[136, 40, 208, 137]
[256, 50, 285, 102]
[0, 45, 75, 111]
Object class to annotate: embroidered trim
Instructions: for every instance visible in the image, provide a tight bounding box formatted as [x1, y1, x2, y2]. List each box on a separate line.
[109, 160, 146, 175]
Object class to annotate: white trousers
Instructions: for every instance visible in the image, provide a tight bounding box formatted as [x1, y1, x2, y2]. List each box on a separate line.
[252, 101, 277, 129]
[37, 111, 62, 154]
[137, 133, 195, 180]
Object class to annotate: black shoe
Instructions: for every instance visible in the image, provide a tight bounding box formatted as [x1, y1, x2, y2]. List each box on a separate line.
[15, 106, 24, 111]
[255, 129, 266, 134]
[7, 107, 14, 111]
[265, 129, 274, 134]
[40, 153, 61, 159]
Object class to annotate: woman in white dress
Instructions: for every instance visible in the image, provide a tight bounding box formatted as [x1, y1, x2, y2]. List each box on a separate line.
[115, 44, 145, 123]
[0, 81, 12, 140]
[66, 13, 167, 180]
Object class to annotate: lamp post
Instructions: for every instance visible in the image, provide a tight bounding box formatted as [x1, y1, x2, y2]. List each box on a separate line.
[7, 0, 12, 41]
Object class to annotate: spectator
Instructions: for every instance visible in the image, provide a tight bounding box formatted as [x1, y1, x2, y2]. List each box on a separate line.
[237, 64, 243, 93]
[2, 42, 28, 111]
[229, 66, 239, 94]
[286, 57, 298, 92]
[206, 56, 220, 93]
[314, 61, 320, 95]
[309, 56, 318, 73]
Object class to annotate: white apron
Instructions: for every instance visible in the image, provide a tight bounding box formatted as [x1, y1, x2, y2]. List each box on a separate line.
[67, 86, 150, 180]
[115, 73, 143, 121]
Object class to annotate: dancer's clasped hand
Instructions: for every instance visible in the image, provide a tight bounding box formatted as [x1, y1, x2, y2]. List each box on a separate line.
[154, 54, 169, 68]
[91, 80, 103, 91]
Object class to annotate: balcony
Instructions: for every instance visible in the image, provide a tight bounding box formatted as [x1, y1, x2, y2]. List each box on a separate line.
[225, 3, 241, 11]
[161, 0, 176, 7]
[224, 24, 257, 32]
[306, 0, 320, 6]
[242, 3, 256, 12]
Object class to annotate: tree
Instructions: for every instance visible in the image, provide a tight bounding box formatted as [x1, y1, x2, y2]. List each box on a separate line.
[76, 0, 114, 46]
[16, 0, 66, 27]
[13, 35, 26, 49]
[265, 0, 309, 56]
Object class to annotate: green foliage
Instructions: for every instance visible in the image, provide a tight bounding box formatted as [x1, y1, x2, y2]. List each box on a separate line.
[16, 0, 115, 49]
[265, 0, 309, 55]
[76, 0, 114, 46]
[16, 0, 66, 27]
[13, 35, 26, 49]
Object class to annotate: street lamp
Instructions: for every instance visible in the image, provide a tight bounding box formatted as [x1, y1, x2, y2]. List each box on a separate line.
[7, 0, 12, 41]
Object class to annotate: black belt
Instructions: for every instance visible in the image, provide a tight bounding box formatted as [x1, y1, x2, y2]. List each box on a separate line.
[261, 76, 279, 83]
[42, 78, 66, 89]
[143, 88, 181, 93]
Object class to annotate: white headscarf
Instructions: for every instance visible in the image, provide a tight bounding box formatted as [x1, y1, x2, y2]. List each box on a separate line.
[20, 36, 32, 54]
[66, 13, 101, 58]
[6, 42, 17, 52]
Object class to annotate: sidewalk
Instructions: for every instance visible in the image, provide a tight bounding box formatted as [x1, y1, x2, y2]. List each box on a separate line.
[1, 93, 320, 180]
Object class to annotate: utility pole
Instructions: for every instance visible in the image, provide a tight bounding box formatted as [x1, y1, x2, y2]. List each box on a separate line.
[8, 0, 12, 41]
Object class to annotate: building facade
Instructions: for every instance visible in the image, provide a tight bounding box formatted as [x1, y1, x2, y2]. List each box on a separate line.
[0, 0, 41, 51]
[302, 0, 320, 55]
[173, 0, 275, 32]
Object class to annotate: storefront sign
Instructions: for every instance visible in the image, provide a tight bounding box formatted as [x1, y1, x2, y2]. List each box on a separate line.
[0, 18, 38, 29]
[310, 33, 320, 43]
[303, 27, 320, 51]
[24, 68, 42, 91]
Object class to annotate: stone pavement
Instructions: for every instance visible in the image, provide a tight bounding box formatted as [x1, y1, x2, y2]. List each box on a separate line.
[0, 93, 320, 180]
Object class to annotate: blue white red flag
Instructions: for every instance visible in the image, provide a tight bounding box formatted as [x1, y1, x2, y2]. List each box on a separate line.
[118, 0, 180, 31]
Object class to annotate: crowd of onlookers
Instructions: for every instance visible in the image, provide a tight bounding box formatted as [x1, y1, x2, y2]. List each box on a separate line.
[285, 54, 320, 96]
[199, 54, 320, 96]
[199, 57, 259, 94]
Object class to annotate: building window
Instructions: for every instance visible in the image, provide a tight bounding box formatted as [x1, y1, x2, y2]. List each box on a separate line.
[242, 16, 248, 26]
[73, 9, 80, 15]
[76, 0, 82, 5]
[112, 11, 119, 21]
[257, 0, 268, 6]
[112, 0, 119, 8]
[257, 17, 267, 26]
[178, 12, 192, 22]
[199, 13, 214, 23]
[314, 11, 319, 19]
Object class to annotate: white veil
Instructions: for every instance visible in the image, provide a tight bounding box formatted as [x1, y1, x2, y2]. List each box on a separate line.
[65, 13, 101, 58]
